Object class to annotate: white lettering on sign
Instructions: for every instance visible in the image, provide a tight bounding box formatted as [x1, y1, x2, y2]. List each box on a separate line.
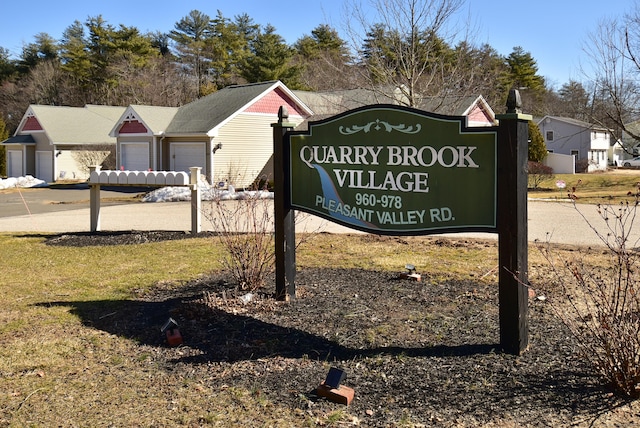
[333, 169, 429, 193]
[300, 145, 383, 169]
[315, 195, 374, 222]
[387, 146, 479, 168]
[300, 145, 479, 170]
[375, 210, 426, 225]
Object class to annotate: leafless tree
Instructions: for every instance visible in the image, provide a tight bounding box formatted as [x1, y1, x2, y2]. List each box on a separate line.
[23, 60, 64, 105]
[342, 0, 475, 108]
[583, 2, 640, 151]
[107, 55, 190, 106]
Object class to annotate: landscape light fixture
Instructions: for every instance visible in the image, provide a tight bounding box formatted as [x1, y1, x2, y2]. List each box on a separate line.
[400, 263, 421, 281]
[317, 367, 354, 405]
[161, 317, 182, 347]
[324, 367, 347, 389]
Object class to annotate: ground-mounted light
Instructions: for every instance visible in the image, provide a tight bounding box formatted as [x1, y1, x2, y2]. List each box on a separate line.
[161, 317, 182, 347]
[316, 367, 354, 405]
[399, 263, 421, 281]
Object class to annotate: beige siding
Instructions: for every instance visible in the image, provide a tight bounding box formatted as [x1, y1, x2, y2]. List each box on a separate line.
[214, 113, 303, 188]
[56, 149, 111, 180]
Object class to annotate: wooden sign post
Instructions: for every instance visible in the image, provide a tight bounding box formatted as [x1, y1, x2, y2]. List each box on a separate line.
[272, 106, 297, 301]
[496, 90, 531, 354]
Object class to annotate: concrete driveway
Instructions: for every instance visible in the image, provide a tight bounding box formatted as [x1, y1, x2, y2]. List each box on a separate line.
[0, 183, 150, 218]
[1, 185, 640, 248]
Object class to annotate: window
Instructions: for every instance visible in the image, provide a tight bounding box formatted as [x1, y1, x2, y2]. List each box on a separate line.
[546, 130, 554, 141]
[571, 149, 579, 159]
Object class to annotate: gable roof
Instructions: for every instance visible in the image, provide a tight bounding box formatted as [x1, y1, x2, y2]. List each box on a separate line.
[293, 88, 400, 115]
[294, 88, 495, 123]
[418, 95, 494, 118]
[17, 104, 126, 145]
[537, 115, 609, 132]
[165, 81, 312, 136]
[110, 105, 179, 136]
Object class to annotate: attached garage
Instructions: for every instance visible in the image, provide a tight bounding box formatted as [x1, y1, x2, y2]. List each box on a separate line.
[7, 150, 23, 177]
[170, 143, 206, 174]
[36, 151, 53, 183]
[120, 142, 150, 171]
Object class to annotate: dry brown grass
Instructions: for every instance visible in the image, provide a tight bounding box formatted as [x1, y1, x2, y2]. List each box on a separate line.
[0, 232, 636, 426]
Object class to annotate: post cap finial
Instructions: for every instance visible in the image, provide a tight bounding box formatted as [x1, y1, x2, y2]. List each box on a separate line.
[278, 106, 289, 122]
[506, 89, 522, 114]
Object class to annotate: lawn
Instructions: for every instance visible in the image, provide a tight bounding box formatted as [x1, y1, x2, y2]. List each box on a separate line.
[528, 172, 640, 204]
[1, 231, 638, 426]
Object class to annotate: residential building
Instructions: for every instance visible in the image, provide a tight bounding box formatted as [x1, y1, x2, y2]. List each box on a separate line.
[537, 116, 611, 172]
[2, 105, 125, 182]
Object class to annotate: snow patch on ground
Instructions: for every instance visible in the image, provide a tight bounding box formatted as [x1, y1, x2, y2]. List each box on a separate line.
[0, 175, 48, 189]
[0, 175, 273, 202]
[142, 182, 273, 202]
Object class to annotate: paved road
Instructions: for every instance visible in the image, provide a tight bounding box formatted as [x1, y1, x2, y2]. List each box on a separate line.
[0, 184, 150, 217]
[1, 185, 639, 247]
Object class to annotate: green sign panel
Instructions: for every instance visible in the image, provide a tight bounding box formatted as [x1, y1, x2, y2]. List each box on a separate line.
[288, 106, 497, 234]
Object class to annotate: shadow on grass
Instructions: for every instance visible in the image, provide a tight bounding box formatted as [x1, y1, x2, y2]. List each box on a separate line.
[36, 296, 499, 364]
[34, 284, 631, 423]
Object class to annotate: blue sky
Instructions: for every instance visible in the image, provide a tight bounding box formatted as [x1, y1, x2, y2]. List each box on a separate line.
[0, 0, 633, 88]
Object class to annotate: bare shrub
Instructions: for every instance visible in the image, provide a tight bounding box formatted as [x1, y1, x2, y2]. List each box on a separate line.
[71, 145, 115, 175]
[575, 158, 590, 173]
[203, 189, 275, 291]
[537, 200, 640, 398]
[527, 161, 554, 190]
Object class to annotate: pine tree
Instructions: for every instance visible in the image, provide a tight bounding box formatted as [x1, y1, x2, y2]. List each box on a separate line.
[170, 10, 213, 97]
[528, 120, 547, 162]
[0, 47, 17, 83]
[0, 115, 8, 176]
[504, 46, 545, 92]
[239, 25, 302, 88]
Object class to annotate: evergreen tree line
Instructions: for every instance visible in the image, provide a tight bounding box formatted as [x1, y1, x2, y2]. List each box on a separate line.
[0, 8, 596, 134]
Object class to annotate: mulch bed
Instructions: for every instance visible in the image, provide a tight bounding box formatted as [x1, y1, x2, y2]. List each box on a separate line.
[45, 231, 637, 427]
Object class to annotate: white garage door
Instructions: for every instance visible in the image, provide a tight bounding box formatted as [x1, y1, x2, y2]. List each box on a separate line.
[170, 143, 206, 174]
[36, 151, 53, 183]
[7, 150, 23, 177]
[121, 143, 149, 171]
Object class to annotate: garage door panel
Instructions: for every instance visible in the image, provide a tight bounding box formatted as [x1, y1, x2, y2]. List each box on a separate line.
[170, 143, 206, 174]
[8, 151, 23, 177]
[121, 143, 149, 171]
[36, 151, 53, 183]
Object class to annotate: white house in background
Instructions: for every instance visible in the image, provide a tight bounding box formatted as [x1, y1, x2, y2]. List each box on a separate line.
[2, 105, 125, 182]
[537, 116, 611, 172]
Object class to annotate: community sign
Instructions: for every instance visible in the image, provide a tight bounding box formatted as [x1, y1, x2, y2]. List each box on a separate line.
[288, 105, 498, 235]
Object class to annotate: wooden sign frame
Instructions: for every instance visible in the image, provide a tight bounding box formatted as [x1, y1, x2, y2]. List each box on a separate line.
[272, 92, 530, 354]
